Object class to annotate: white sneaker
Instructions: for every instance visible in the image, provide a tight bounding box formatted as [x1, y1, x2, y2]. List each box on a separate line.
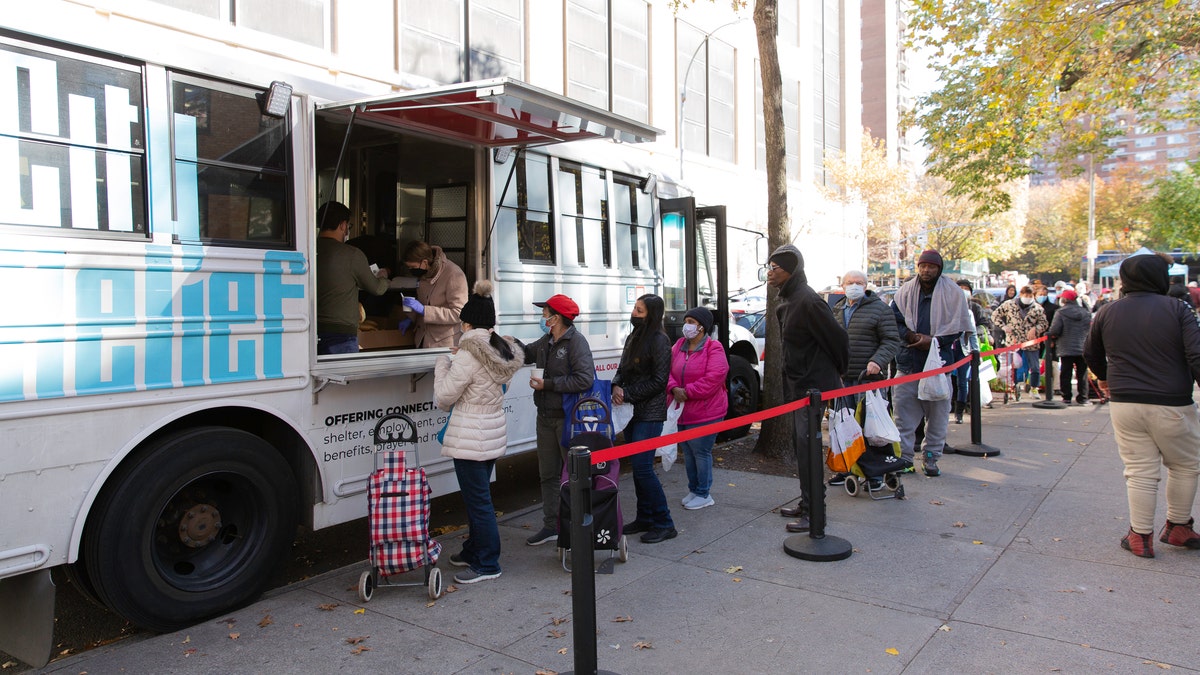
[681, 492, 699, 507]
[684, 495, 715, 510]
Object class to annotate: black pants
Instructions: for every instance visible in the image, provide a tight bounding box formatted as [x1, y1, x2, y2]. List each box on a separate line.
[1059, 355, 1089, 403]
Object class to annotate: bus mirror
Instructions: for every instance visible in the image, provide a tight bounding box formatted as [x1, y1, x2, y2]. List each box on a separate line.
[756, 236, 768, 265]
[758, 266, 768, 283]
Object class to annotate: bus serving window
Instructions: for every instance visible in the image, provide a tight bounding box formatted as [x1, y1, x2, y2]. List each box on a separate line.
[170, 75, 292, 248]
[558, 161, 609, 269]
[0, 39, 147, 234]
[495, 151, 552, 264]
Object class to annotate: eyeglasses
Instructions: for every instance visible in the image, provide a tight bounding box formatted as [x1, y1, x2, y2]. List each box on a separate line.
[768, 264, 783, 272]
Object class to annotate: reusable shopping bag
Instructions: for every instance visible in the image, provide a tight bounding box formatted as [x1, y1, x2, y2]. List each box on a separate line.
[977, 360, 996, 406]
[862, 389, 901, 445]
[611, 402, 634, 433]
[917, 337, 952, 402]
[656, 400, 683, 472]
[561, 379, 615, 446]
[826, 405, 867, 473]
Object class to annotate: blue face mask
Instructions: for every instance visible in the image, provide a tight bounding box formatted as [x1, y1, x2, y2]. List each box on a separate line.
[1036, 295, 1048, 303]
[540, 316, 552, 334]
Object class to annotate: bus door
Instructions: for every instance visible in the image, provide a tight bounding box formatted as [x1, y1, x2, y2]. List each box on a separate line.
[660, 197, 729, 352]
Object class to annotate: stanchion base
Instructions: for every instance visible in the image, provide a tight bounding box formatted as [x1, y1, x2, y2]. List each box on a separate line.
[943, 444, 959, 455]
[954, 443, 1001, 458]
[783, 533, 853, 561]
[562, 671, 619, 675]
[1032, 400, 1068, 410]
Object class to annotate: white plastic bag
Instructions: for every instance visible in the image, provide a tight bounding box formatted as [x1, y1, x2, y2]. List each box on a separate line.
[917, 337, 952, 401]
[611, 402, 634, 433]
[977, 361, 995, 406]
[862, 389, 901, 445]
[657, 400, 683, 472]
[826, 406, 866, 473]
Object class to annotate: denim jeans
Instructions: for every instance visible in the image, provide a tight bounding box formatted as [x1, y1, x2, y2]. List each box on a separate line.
[680, 422, 717, 499]
[453, 458, 500, 575]
[1015, 349, 1040, 388]
[626, 420, 673, 529]
[317, 333, 358, 355]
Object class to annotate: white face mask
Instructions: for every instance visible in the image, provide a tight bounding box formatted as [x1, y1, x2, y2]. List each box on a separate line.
[681, 323, 701, 340]
[1020, 296, 1034, 306]
[962, 289, 971, 300]
[843, 283, 865, 301]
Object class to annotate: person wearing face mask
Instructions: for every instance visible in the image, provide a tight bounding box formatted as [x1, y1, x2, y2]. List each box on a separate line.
[611, 295, 676, 543]
[993, 285, 1049, 400]
[667, 307, 729, 512]
[826, 270, 902, 486]
[315, 201, 390, 355]
[767, 245, 849, 529]
[509, 294, 594, 547]
[397, 240, 468, 349]
[1036, 286, 1059, 399]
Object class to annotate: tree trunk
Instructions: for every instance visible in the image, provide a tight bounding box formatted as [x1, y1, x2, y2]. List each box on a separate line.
[751, 0, 794, 460]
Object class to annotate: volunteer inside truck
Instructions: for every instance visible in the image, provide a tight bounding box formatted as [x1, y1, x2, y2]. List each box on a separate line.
[316, 201, 392, 354]
[398, 240, 469, 349]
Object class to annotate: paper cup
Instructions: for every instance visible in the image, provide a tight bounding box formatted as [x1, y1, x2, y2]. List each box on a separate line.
[530, 367, 544, 381]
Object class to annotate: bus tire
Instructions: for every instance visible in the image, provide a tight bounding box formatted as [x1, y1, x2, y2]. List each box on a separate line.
[718, 355, 760, 441]
[82, 426, 297, 633]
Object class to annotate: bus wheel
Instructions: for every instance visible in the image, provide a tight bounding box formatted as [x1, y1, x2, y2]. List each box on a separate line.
[82, 427, 297, 633]
[719, 355, 760, 441]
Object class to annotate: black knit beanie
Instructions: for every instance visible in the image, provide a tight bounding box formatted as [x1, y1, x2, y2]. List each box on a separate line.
[459, 280, 496, 328]
[684, 307, 715, 335]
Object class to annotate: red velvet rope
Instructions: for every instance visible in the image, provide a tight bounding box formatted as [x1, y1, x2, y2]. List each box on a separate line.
[587, 336, 1047, 465]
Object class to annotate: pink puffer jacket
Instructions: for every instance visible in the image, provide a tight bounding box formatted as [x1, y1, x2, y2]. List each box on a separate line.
[666, 337, 729, 426]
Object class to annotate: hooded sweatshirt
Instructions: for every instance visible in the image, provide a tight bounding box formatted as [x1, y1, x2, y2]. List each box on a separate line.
[771, 244, 848, 398]
[434, 328, 524, 461]
[1084, 254, 1200, 406]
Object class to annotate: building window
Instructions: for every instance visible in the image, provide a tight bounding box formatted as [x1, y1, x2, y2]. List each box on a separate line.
[1134, 137, 1157, 148]
[565, 0, 649, 122]
[1167, 134, 1187, 145]
[170, 75, 292, 247]
[236, 0, 327, 48]
[557, 161, 610, 268]
[677, 21, 737, 163]
[754, 68, 799, 176]
[1167, 148, 1189, 159]
[813, 0, 842, 184]
[1135, 151, 1158, 162]
[0, 39, 147, 234]
[400, 0, 524, 84]
[613, 174, 654, 270]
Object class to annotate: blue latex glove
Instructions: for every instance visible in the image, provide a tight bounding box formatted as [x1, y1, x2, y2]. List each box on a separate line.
[397, 318, 413, 333]
[402, 296, 425, 315]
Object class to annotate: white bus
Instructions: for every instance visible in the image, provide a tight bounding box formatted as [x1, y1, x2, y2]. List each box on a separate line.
[0, 18, 763, 666]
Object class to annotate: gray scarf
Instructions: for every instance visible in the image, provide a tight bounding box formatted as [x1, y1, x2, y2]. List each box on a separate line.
[895, 275, 974, 336]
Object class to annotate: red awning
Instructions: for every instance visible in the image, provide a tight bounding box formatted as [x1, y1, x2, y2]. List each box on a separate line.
[318, 77, 661, 148]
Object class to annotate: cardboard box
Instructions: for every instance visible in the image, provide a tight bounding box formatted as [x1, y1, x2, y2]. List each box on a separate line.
[358, 316, 415, 350]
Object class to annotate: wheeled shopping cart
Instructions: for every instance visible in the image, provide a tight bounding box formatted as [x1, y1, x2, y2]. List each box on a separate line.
[357, 413, 443, 602]
[841, 372, 908, 500]
[557, 388, 627, 573]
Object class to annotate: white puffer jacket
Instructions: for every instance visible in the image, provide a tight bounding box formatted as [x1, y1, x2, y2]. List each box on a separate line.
[434, 328, 524, 461]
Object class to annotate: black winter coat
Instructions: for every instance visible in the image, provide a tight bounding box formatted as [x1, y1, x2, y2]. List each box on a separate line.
[516, 326, 595, 417]
[1048, 301, 1091, 357]
[773, 252, 849, 397]
[612, 331, 671, 422]
[830, 292, 902, 378]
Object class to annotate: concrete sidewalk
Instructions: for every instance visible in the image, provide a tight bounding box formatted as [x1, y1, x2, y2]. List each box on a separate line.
[39, 401, 1200, 674]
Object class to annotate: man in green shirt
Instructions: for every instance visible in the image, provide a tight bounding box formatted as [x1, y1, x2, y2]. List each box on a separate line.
[316, 202, 390, 354]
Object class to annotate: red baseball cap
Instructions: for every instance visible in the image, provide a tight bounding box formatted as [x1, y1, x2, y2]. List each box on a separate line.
[1060, 289, 1077, 302]
[534, 294, 580, 321]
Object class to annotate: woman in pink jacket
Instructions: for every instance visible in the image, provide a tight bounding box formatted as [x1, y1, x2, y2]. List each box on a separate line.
[667, 307, 729, 510]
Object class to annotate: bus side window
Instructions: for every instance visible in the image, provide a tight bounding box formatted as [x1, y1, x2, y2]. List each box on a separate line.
[169, 75, 293, 249]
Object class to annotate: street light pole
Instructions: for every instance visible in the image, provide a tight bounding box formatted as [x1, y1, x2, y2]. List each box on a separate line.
[1086, 154, 1096, 286]
[678, 19, 746, 180]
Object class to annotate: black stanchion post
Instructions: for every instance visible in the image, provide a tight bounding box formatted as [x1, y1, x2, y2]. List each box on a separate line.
[562, 447, 618, 675]
[955, 350, 1001, 457]
[784, 389, 852, 562]
[1032, 343, 1066, 410]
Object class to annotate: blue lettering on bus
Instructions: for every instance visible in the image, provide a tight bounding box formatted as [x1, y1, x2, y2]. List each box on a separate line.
[0, 248, 306, 403]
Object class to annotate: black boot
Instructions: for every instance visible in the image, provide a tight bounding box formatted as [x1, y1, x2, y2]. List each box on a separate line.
[954, 400, 964, 424]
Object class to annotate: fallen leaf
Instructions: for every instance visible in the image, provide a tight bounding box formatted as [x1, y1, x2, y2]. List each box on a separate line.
[228, 633, 240, 640]
[1058, 589, 1082, 594]
[727, 483, 736, 487]
[425, 601, 435, 608]
[219, 617, 237, 627]
[938, 624, 951, 632]
[1, 661, 18, 669]
[724, 565, 743, 574]
[885, 647, 900, 656]
[536, 670, 557, 675]
[258, 615, 273, 628]
[345, 636, 369, 645]
[1053, 537, 1062, 542]
[972, 540, 984, 545]
[182, 635, 191, 644]
[183, 648, 197, 656]
[952, 521, 966, 528]
[1161, 597, 1173, 604]
[634, 641, 654, 650]
[548, 629, 566, 639]
[612, 615, 633, 623]
[552, 616, 569, 625]
[558, 647, 569, 654]
[351, 646, 371, 655]
[354, 608, 366, 615]
[317, 603, 339, 611]
[979, 483, 989, 487]
[1067, 438, 1074, 443]
[930, 500, 944, 506]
